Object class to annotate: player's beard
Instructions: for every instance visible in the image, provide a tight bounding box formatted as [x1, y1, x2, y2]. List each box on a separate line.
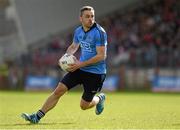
[82, 20, 94, 31]
[86, 21, 94, 28]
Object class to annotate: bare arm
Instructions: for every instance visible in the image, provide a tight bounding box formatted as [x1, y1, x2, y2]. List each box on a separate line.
[80, 46, 106, 67]
[68, 45, 106, 72]
[66, 42, 80, 55]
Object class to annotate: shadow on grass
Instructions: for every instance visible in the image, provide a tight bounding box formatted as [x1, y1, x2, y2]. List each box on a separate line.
[0, 122, 75, 127]
[172, 123, 180, 126]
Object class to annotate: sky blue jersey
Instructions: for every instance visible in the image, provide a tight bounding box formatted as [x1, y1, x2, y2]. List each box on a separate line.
[73, 23, 107, 74]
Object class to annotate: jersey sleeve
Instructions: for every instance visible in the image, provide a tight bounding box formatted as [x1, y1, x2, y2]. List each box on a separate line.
[95, 30, 107, 46]
[73, 29, 79, 44]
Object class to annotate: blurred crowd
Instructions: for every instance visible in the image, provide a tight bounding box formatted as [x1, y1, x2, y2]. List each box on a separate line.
[0, 0, 180, 89]
[104, 0, 180, 68]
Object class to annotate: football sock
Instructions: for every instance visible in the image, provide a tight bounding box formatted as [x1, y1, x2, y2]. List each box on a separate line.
[36, 110, 45, 120]
[93, 96, 100, 104]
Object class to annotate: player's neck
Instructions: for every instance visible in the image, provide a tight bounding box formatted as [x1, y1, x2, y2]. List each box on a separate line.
[82, 26, 90, 32]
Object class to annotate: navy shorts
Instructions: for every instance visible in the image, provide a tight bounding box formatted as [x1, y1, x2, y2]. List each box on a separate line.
[61, 69, 106, 102]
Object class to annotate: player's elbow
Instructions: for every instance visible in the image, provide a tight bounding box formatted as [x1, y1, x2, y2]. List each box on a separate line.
[103, 54, 107, 60]
[99, 54, 106, 61]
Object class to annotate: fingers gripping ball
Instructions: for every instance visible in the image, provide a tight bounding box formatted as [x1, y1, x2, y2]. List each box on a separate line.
[59, 54, 76, 71]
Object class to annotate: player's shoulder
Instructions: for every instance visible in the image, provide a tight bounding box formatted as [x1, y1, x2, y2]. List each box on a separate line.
[74, 25, 83, 33]
[95, 23, 106, 33]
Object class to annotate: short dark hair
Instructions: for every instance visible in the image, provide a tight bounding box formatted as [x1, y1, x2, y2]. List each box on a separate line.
[80, 6, 94, 16]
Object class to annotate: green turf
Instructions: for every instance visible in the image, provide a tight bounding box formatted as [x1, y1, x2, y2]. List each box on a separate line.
[0, 91, 180, 129]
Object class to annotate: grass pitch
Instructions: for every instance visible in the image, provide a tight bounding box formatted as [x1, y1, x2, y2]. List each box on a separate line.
[0, 91, 180, 129]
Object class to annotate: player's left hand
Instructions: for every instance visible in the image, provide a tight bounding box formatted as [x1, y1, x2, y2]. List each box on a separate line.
[67, 61, 82, 72]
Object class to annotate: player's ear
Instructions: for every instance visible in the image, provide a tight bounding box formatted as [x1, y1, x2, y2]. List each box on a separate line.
[79, 16, 82, 22]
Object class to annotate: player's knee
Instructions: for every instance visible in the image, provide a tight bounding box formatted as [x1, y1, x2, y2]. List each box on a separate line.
[53, 83, 67, 97]
[80, 104, 88, 110]
[80, 99, 91, 110]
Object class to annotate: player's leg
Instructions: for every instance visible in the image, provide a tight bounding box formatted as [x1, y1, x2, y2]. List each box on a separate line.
[79, 71, 106, 114]
[80, 93, 106, 115]
[21, 83, 68, 124]
[80, 96, 100, 110]
[40, 83, 68, 113]
[21, 70, 81, 124]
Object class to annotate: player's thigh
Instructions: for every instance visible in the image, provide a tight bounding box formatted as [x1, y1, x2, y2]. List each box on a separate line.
[82, 72, 106, 102]
[61, 69, 81, 90]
